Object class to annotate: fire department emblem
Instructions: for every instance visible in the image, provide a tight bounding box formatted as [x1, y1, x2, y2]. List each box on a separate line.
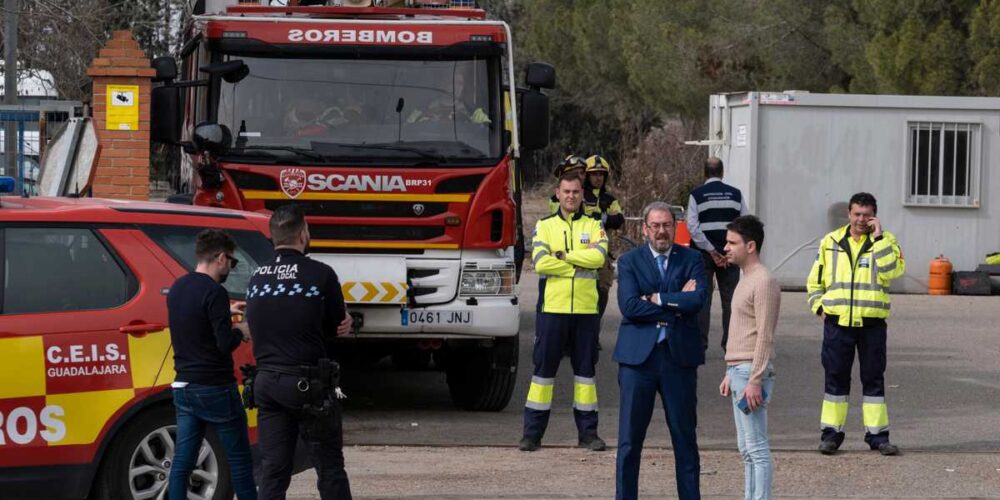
[280, 168, 307, 199]
[412, 203, 425, 216]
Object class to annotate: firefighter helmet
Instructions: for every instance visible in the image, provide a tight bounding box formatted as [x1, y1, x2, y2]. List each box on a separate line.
[585, 155, 611, 174]
[553, 154, 586, 178]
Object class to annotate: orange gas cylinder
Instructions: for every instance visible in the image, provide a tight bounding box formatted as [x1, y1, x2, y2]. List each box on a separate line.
[928, 255, 953, 295]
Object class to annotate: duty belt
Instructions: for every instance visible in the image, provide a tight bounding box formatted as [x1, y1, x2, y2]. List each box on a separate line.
[259, 359, 340, 393]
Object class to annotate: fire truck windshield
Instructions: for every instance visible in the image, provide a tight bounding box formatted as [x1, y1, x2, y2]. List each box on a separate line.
[216, 56, 502, 165]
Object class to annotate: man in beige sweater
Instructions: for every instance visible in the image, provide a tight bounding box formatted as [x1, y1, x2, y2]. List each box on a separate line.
[718, 215, 780, 500]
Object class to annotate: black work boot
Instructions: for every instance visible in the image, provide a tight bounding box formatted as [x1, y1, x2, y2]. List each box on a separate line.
[518, 436, 541, 452]
[819, 430, 845, 455]
[818, 439, 840, 455]
[578, 435, 606, 451]
[877, 442, 900, 456]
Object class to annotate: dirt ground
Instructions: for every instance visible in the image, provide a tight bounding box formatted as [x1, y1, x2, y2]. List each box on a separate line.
[286, 445, 1000, 499]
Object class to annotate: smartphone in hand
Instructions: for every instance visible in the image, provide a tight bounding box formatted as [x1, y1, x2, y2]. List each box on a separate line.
[736, 388, 769, 415]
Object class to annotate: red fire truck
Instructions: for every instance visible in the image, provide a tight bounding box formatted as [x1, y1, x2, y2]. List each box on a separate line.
[151, 0, 554, 411]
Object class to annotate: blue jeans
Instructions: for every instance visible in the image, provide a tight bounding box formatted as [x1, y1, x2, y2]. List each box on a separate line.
[727, 363, 775, 500]
[170, 383, 257, 500]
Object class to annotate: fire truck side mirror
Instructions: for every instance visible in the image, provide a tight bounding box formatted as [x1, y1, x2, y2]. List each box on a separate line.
[151, 86, 182, 144]
[525, 62, 556, 90]
[519, 90, 549, 151]
[192, 122, 233, 155]
[151, 57, 178, 83]
[201, 60, 250, 84]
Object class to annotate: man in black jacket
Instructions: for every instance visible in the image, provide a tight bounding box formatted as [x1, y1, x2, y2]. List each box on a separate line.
[167, 229, 256, 500]
[247, 205, 353, 500]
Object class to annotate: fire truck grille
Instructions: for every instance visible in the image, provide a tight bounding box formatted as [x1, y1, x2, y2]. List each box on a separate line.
[406, 266, 455, 305]
[264, 200, 448, 218]
[309, 225, 445, 241]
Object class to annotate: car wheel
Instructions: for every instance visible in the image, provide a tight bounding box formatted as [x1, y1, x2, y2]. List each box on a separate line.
[92, 404, 233, 500]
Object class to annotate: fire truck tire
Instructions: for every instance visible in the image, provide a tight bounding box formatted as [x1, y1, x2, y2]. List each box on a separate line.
[445, 335, 518, 411]
[92, 404, 234, 500]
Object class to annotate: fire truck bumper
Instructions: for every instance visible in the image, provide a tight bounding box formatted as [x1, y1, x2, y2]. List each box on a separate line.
[341, 295, 519, 339]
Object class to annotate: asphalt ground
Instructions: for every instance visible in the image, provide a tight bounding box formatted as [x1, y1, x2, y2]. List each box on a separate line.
[337, 271, 1000, 453]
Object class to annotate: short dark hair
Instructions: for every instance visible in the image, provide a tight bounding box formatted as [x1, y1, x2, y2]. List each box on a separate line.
[557, 172, 583, 188]
[270, 204, 307, 246]
[704, 157, 724, 178]
[195, 229, 236, 263]
[848, 192, 878, 215]
[726, 215, 764, 252]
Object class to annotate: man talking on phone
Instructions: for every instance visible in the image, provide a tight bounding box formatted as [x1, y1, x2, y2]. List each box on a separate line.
[807, 193, 905, 456]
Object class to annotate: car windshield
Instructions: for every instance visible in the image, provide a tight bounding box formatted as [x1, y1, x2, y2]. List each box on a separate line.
[216, 56, 502, 164]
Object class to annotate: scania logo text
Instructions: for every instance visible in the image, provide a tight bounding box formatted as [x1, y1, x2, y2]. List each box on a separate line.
[307, 174, 407, 192]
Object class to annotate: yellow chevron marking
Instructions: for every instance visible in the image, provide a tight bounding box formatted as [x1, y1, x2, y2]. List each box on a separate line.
[341, 281, 357, 302]
[241, 190, 471, 203]
[381, 282, 398, 303]
[361, 282, 379, 302]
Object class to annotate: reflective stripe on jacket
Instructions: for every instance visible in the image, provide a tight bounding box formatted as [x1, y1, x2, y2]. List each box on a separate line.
[806, 225, 904, 327]
[532, 208, 608, 314]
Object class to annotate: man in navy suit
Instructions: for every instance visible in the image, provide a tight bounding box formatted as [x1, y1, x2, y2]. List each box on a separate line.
[614, 201, 709, 500]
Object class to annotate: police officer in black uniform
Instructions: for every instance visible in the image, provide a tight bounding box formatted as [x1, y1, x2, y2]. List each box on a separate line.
[246, 205, 353, 500]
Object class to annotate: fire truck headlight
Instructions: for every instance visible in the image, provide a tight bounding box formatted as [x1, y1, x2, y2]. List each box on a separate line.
[461, 271, 500, 295]
[459, 267, 515, 296]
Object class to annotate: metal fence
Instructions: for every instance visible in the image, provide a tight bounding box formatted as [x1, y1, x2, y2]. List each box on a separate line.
[0, 101, 84, 195]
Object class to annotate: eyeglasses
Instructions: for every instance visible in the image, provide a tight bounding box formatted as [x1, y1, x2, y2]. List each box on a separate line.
[645, 222, 675, 231]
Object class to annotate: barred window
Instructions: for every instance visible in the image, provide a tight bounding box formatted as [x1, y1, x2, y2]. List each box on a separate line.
[905, 121, 981, 207]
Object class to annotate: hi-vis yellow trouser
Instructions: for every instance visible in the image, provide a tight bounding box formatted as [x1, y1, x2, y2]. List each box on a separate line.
[523, 312, 600, 440]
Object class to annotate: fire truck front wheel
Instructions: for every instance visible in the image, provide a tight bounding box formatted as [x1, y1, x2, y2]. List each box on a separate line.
[92, 404, 233, 500]
[445, 334, 519, 411]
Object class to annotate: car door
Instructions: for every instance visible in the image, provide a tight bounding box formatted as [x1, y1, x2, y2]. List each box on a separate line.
[0, 225, 175, 468]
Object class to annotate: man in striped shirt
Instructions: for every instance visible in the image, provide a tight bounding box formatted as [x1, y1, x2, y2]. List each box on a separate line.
[687, 157, 749, 351]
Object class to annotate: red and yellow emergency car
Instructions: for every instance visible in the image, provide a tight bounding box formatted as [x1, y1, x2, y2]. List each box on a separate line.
[0, 188, 272, 500]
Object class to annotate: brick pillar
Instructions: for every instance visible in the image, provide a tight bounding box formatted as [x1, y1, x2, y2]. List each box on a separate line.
[86, 31, 155, 200]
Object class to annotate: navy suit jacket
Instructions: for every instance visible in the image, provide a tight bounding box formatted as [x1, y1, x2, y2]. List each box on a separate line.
[613, 243, 708, 368]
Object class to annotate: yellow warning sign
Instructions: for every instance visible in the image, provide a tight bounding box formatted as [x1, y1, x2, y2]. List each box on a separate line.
[106, 85, 139, 131]
[341, 281, 408, 304]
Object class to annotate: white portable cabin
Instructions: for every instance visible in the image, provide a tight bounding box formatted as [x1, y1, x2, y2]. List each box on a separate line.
[694, 91, 1000, 293]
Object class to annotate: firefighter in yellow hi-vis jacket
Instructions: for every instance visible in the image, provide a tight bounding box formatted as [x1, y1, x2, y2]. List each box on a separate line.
[548, 155, 587, 214]
[520, 172, 608, 453]
[807, 192, 904, 456]
[583, 154, 625, 318]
